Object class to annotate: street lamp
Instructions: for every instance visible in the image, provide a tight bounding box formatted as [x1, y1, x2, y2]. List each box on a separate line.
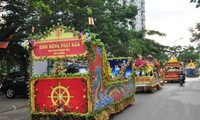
[173, 38, 183, 58]
[174, 38, 183, 46]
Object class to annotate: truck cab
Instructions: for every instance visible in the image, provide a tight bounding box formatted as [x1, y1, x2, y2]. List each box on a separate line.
[163, 58, 183, 82]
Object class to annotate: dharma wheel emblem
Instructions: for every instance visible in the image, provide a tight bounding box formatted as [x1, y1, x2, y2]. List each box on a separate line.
[48, 82, 74, 107]
[55, 27, 62, 37]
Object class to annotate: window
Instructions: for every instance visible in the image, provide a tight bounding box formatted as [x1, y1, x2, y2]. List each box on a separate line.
[32, 59, 89, 75]
[165, 66, 180, 72]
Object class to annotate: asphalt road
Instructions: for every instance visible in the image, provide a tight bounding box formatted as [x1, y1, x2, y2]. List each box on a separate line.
[110, 77, 200, 120]
[0, 77, 200, 120]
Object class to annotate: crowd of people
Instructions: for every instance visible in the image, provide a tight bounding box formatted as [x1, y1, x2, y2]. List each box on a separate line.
[133, 54, 161, 77]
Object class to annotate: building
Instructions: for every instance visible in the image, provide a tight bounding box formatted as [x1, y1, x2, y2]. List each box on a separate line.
[118, 0, 145, 31]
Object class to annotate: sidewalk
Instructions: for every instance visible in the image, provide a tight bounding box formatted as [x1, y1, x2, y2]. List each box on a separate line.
[0, 91, 28, 113]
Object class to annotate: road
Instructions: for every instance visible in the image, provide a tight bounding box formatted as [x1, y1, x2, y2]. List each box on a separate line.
[0, 77, 200, 120]
[110, 77, 200, 120]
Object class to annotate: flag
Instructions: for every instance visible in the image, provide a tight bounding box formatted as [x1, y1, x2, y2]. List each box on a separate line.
[0, 42, 9, 49]
[0, 30, 14, 42]
[4, 34, 13, 42]
[0, 30, 14, 49]
[88, 17, 94, 25]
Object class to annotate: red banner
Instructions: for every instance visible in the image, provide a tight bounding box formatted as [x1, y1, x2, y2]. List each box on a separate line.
[165, 62, 181, 67]
[137, 77, 151, 82]
[34, 78, 88, 113]
[164, 72, 179, 78]
[32, 40, 86, 58]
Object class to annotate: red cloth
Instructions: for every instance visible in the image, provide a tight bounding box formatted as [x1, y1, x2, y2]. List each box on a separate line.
[134, 59, 144, 67]
[35, 78, 87, 113]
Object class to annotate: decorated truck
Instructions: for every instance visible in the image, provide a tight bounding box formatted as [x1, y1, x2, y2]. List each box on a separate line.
[133, 55, 164, 92]
[29, 25, 135, 120]
[163, 58, 183, 82]
[185, 60, 199, 77]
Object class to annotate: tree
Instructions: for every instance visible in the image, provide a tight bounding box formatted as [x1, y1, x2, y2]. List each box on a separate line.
[145, 29, 166, 37]
[190, 0, 200, 7]
[189, 0, 200, 66]
[0, 0, 32, 73]
[189, 24, 200, 43]
[189, 0, 200, 43]
[127, 37, 169, 66]
[0, 43, 28, 75]
[178, 46, 199, 62]
[0, 0, 140, 73]
[0, 0, 170, 71]
[0, 0, 34, 39]
[28, 0, 139, 57]
[196, 43, 200, 54]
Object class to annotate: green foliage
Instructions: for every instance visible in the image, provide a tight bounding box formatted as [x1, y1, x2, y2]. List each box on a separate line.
[189, 1, 200, 43]
[190, 0, 200, 7]
[145, 30, 166, 36]
[0, 0, 171, 71]
[0, 0, 138, 50]
[178, 46, 199, 62]
[189, 23, 200, 43]
[196, 43, 200, 54]
[29, 0, 52, 15]
[164, 44, 199, 63]
[0, 42, 29, 74]
[129, 38, 168, 60]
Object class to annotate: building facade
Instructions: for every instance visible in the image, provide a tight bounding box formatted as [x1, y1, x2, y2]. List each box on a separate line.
[119, 0, 145, 31]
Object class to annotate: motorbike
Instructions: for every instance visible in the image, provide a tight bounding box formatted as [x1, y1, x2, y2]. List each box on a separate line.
[179, 71, 185, 86]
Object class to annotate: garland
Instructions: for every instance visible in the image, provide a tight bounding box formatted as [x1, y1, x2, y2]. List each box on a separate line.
[103, 79, 130, 87]
[31, 73, 89, 80]
[31, 94, 135, 120]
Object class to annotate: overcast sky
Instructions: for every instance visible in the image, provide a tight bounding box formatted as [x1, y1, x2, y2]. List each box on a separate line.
[145, 0, 200, 47]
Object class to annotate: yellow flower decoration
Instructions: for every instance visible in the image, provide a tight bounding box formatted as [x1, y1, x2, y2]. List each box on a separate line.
[23, 40, 29, 48]
[168, 57, 178, 63]
[81, 36, 86, 44]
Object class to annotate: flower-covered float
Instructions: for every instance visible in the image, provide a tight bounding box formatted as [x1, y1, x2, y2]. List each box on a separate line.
[185, 60, 199, 77]
[133, 54, 164, 92]
[29, 25, 136, 120]
[163, 57, 184, 82]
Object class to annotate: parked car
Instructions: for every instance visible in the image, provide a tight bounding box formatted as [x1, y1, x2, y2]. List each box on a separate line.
[0, 72, 29, 98]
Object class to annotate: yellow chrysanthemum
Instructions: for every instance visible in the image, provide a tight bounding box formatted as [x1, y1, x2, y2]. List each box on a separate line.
[168, 58, 178, 63]
[81, 36, 86, 44]
[23, 40, 29, 48]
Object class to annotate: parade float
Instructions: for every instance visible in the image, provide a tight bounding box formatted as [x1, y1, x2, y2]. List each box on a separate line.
[163, 57, 184, 82]
[29, 25, 135, 120]
[133, 55, 164, 92]
[185, 60, 199, 77]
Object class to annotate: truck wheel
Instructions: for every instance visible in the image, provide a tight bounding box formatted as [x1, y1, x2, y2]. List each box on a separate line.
[150, 87, 156, 93]
[5, 88, 16, 98]
[157, 85, 160, 90]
